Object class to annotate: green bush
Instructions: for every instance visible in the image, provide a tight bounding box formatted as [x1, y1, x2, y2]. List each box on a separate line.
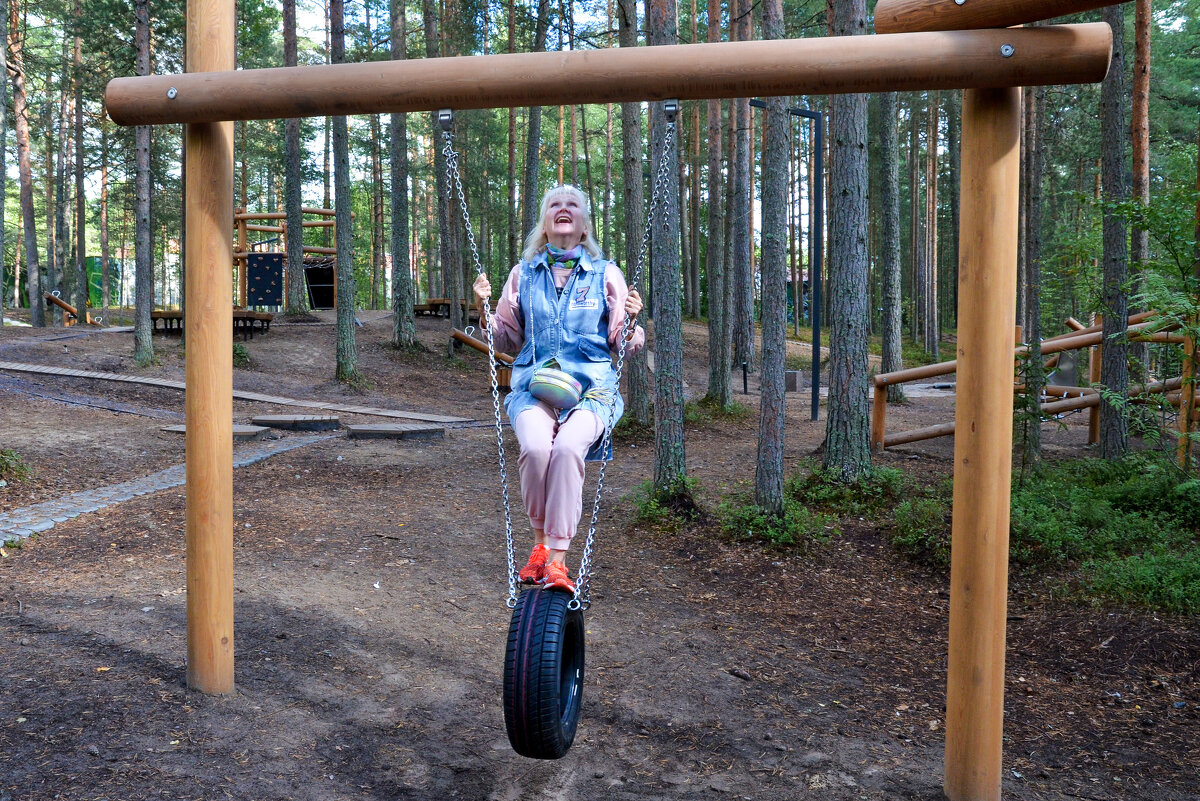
[0, 448, 30, 481]
[717, 494, 836, 547]
[631, 477, 702, 530]
[788, 463, 908, 519]
[1083, 544, 1200, 617]
[891, 497, 951, 566]
[232, 342, 251, 369]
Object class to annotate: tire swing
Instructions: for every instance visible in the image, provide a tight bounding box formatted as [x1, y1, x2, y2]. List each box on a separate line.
[439, 102, 678, 759]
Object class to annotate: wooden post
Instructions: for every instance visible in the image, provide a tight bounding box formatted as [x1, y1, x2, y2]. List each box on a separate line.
[871, 383, 888, 450]
[105, 25, 1111, 126]
[185, 0, 235, 694]
[945, 86, 1021, 801]
[875, 0, 1120, 34]
[1179, 326, 1197, 469]
[1088, 314, 1102, 445]
[236, 210, 248, 308]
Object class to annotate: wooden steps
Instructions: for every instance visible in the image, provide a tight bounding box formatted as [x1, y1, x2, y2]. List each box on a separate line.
[252, 414, 340, 431]
[345, 423, 445, 441]
[161, 424, 270, 441]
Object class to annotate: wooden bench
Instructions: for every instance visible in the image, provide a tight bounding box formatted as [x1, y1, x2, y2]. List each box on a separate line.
[150, 309, 274, 341]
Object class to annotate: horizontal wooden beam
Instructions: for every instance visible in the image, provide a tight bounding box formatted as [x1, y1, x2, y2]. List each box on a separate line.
[106, 24, 1110, 126]
[875, 0, 1113, 34]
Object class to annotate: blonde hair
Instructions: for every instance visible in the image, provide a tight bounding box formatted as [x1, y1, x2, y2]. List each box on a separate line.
[521, 184, 604, 263]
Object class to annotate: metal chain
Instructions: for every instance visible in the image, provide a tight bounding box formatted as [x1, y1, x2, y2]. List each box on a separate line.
[573, 102, 678, 611]
[440, 111, 520, 608]
[439, 103, 677, 611]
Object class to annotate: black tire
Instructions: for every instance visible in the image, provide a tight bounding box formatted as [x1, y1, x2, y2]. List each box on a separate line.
[503, 588, 585, 759]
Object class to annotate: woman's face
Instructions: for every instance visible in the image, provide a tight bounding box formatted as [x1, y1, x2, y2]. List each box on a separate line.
[542, 192, 586, 248]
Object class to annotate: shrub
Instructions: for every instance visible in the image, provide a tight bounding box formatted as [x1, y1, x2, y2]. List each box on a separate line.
[0, 449, 30, 481]
[1083, 544, 1200, 617]
[891, 497, 951, 567]
[788, 463, 908, 519]
[232, 342, 251, 369]
[717, 494, 836, 547]
[631, 477, 703, 530]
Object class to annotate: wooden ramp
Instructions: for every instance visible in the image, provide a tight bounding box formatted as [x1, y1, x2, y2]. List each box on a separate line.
[0, 361, 472, 424]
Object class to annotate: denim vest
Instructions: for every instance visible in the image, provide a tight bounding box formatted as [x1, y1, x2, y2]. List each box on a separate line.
[504, 249, 623, 461]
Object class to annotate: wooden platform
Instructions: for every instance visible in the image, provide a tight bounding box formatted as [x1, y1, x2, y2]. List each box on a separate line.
[252, 414, 340, 431]
[161, 424, 270, 441]
[345, 423, 445, 441]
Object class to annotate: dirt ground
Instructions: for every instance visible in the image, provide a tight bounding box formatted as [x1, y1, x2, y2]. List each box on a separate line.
[1, 311, 1197, 801]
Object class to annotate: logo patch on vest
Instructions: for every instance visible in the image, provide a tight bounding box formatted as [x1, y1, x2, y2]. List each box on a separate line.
[569, 285, 599, 310]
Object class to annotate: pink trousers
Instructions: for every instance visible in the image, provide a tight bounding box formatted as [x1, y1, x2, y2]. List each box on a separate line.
[512, 403, 604, 552]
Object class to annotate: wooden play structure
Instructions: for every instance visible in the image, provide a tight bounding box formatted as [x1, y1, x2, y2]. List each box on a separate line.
[871, 310, 1195, 451]
[451, 327, 513, 390]
[234, 206, 339, 309]
[43, 292, 102, 326]
[106, 1, 1116, 797]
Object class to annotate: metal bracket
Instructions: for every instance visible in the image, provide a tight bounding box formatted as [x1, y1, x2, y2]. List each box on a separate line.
[438, 108, 454, 131]
[663, 99, 679, 123]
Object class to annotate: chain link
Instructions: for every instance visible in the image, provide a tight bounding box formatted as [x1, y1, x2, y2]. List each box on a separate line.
[440, 114, 520, 608]
[440, 105, 676, 611]
[574, 108, 677, 611]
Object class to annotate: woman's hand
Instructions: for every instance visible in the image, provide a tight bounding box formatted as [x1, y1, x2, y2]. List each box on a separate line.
[625, 289, 643, 321]
[472, 274, 492, 304]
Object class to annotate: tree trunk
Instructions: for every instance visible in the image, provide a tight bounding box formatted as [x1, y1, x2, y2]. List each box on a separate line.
[72, 6, 85, 317]
[618, 0, 652, 427]
[1022, 85, 1046, 468]
[521, 0, 551, 236]
[704, 0, 730, 406]
[331, 0, 358, 382]
[100, 122, 111, 311]
[134, 0, 153, 361]
[390, 0, 415, 347]
[0, 0, 7, 322]
[370, 112, 383, 310]
[879, 92, 903, 403]
[731, 0, 753, 371]
[648, 0, 686, 491]
[823, 0, 872, 482]
[9, 0, 39, 326]
[925, 92, 939, 360]
[1099, 4, 1129, 458]
[908, 96, 921, 345]
[947, 91, 960, 328]
[1129, 0, 1151, 377]
[283, 0, 307, 313]
[755, 0, 787, 516]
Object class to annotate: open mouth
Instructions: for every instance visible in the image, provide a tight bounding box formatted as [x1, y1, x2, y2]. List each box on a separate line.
[554, 213, 573, 224]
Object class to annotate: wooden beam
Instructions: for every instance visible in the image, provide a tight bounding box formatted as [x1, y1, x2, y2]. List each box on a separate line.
[106, 24, 1110, 126]
[945, 86, 1020, 801]
[185, 0, 235, 695]
[875, 0, 1116, 34]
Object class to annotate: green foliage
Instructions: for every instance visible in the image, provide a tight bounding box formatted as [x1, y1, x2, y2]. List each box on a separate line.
[0, 449, 31, 481]
[1083, 545, 1200, 617]
[684, 398, 752, 424]
[631, 477, 702, 530]
[232, 343, 251, 369]
[788, 461, 908, 519]
[717, 494, 836, 547]
[892, 496, 952, 567]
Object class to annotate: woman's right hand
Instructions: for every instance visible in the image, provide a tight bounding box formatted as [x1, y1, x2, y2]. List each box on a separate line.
[473, 274, 492, 304]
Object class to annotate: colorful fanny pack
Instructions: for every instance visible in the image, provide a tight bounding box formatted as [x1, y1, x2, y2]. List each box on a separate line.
[529, 363, 583, 409]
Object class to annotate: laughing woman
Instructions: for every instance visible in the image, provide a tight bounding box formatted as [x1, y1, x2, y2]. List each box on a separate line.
[473, 184, 645, 593]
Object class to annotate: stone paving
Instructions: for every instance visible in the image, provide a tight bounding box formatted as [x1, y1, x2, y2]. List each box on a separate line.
[0, 432, 338, 546]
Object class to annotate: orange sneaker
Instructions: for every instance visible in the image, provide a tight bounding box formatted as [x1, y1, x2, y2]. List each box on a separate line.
[518, 544, 550, 584]
[541, 561, 576, 593]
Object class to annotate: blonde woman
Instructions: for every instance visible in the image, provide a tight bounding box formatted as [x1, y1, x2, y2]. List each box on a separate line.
[474, 185, 645, 593]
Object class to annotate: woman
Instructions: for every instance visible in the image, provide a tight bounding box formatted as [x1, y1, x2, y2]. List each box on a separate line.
[473, 184, 645, 593]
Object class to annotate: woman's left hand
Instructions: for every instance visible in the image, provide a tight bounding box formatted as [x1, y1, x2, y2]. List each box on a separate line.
[625, 289, 643, 320]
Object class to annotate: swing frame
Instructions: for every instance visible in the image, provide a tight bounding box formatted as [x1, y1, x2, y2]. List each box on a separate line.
[106, 4, 1112, 798]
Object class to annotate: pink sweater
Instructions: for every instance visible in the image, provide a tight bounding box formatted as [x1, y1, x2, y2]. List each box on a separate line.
[488, 262, 646, 358]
